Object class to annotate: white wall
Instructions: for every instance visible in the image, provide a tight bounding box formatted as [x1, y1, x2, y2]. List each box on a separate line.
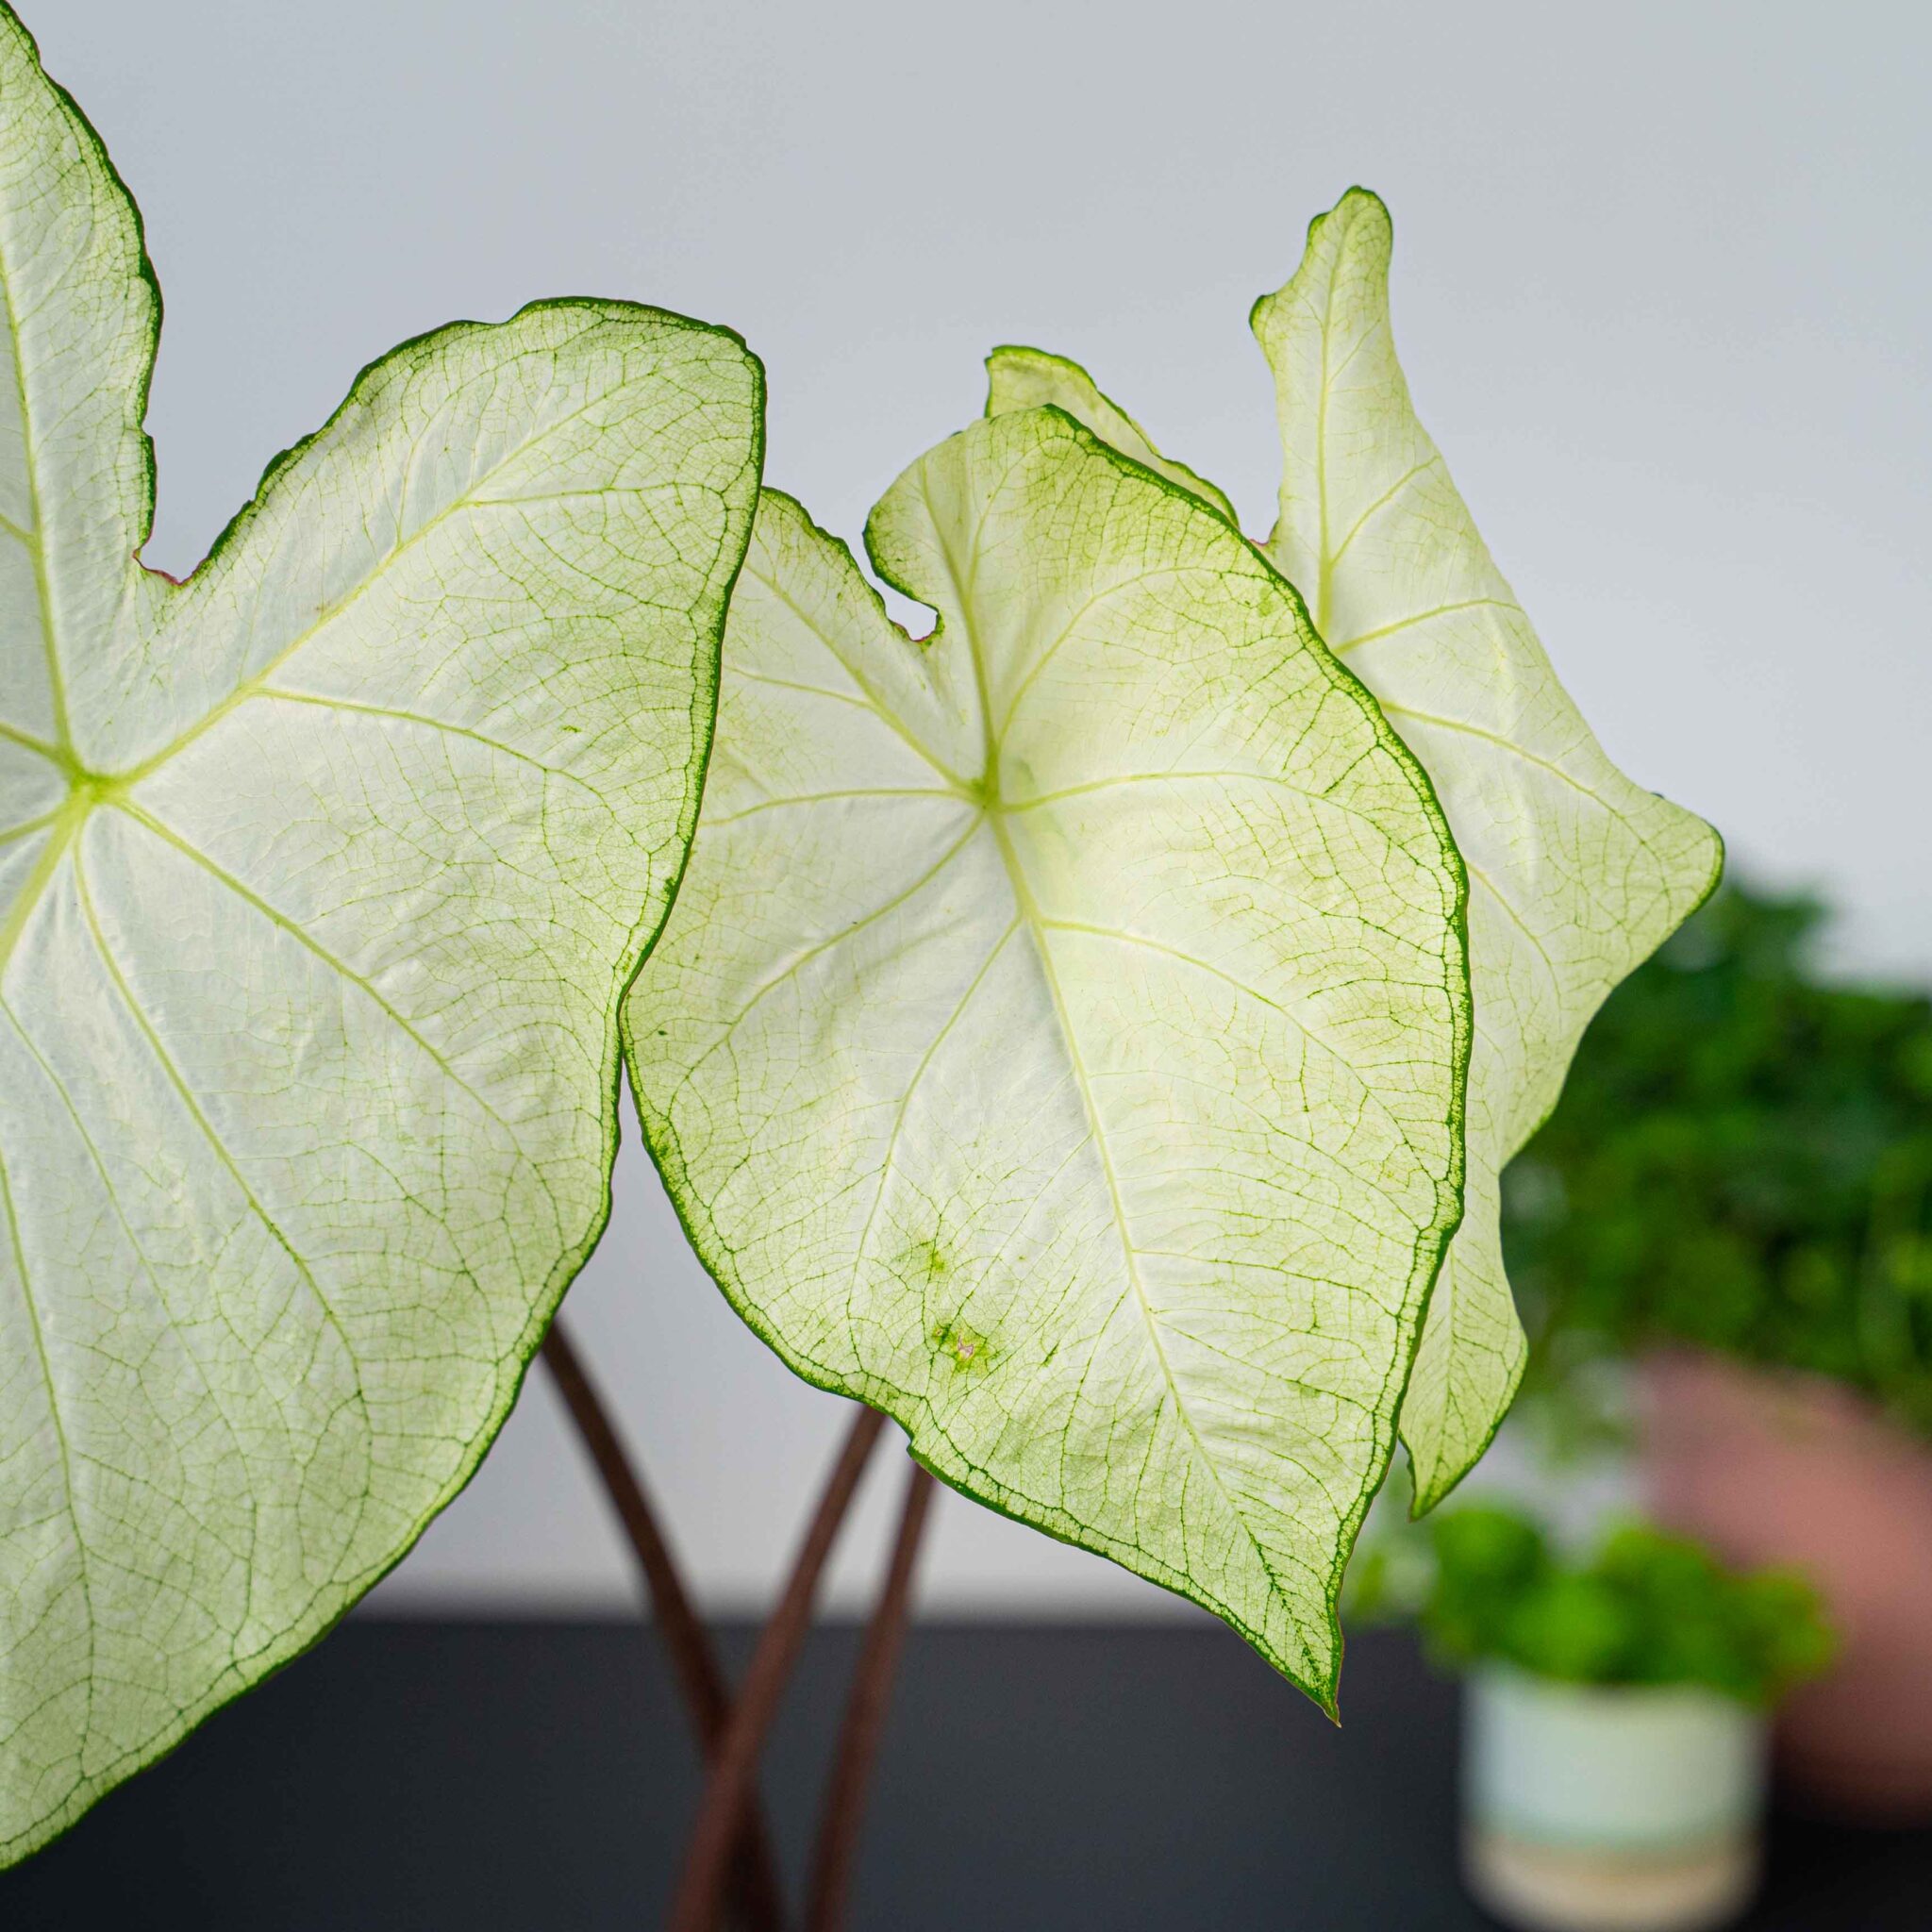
[42, 0, 1931, 1614]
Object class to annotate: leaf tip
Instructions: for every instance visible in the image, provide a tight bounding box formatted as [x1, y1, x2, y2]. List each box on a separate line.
[1250, 184, 1397, 339]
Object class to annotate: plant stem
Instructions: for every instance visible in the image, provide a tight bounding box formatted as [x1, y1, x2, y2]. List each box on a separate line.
[541, 1319, 788, 1932]
[667, 1404, 888, 1932]
[804, 1461, 937, 1932]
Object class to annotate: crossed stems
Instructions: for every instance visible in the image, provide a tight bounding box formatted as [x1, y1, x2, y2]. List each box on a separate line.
[541, 1318, 936, 1932]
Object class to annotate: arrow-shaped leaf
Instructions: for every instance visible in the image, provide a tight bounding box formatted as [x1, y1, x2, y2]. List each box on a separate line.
[625, 409, 1470, 1702]
[0, 8, 761, 1860]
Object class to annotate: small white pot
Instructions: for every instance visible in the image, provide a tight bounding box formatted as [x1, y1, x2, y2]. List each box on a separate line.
[1461, 1667, 1769, 1932]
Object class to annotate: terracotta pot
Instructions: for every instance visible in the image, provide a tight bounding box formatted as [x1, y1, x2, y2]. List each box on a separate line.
[1637, 1348, 1932, 1820]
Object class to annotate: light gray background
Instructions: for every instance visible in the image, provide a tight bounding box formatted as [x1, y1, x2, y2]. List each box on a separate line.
[41, 1, 1930, 1616]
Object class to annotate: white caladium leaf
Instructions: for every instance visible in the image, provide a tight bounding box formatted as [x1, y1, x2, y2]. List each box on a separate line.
[989, 187, 1721, 1511]
[625, 411, 1471, 1702]
[0, 9, 760, 1862]
[1256, 192, 1720, 1507]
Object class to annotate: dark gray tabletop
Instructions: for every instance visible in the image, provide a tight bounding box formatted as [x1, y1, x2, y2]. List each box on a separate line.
[3, 1621, 1924, 1928]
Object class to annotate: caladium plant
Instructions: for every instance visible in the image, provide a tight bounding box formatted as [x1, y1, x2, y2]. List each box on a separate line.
[986, 191, 1722, 1512]
[0, 0, 1723, 1870]
[0, 8, 760, 1862]
[625, 413, 1474, 1705]
[628, 197, 1717, 1698]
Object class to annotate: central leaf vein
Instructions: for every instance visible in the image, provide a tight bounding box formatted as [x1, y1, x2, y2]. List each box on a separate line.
[70, 845, 374, 1501]
[0, 996, 264, 1639]
[927, 475, 1298, 1606]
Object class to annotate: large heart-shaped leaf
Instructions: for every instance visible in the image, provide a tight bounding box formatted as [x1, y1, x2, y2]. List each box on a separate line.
[0, 8, 760, 1861]
[989, 188, 1721, 1511]
[625, 409, 1470, 1701]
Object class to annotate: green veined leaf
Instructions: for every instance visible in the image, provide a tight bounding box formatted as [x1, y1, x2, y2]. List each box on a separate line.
[625, 409, 1470, 1705]
[987, 187, 1722, 1512]
[0, 7, 761, 1862]
[985, 345, 1240, 527]
[1252, 191, 1720, 1508]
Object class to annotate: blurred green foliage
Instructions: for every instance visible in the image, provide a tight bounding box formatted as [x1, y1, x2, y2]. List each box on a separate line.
[1503, 877, 1932, 1432]
[1413, 1504, 1835, 1705]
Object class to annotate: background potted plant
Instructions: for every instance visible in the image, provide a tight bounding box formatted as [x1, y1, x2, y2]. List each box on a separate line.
[1388, 1504, 1836, 1932]
[1504, 881, 1932, 1817]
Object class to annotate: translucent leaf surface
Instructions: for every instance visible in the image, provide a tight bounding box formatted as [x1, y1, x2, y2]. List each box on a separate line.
[625, 410, 1470, 1702]
[1252, 192, 1720, 1507]
[985, 345, 1240, 527]
[0, 8, 761, 1860]
[987, 188, 1721, 1510]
